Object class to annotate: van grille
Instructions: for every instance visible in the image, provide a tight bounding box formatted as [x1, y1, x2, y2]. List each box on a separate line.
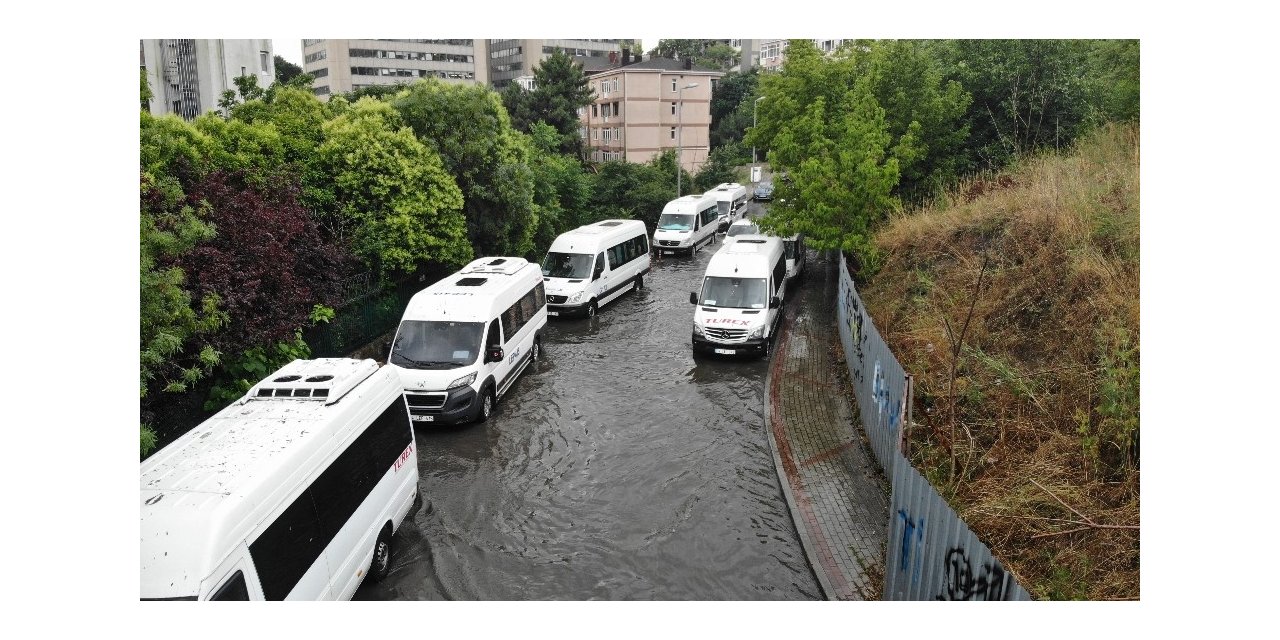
[547, 295, 568, 304]
[658, 240, 679, 247]
[405, 392, 447, 409]
[705, 327, 747, 341]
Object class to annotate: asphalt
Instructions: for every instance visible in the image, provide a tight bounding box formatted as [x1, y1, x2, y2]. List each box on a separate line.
[763, 247, 892, 600]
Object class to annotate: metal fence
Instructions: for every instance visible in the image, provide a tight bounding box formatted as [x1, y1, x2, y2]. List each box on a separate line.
[835, 252, 1032, 601]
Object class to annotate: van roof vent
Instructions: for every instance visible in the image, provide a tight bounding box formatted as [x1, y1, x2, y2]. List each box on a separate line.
[456, 277, 488, 287]
[460, 256, 529, 276]
[597, 221, 623, 227]
[739, 239, 767, 243]
[245, 358, 377, 406]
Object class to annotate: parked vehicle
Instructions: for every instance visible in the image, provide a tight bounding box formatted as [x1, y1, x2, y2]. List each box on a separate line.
[782, 232, 806, 281]
[653, 193, 719, 256]
[723, 218, 761, 244]
[388, 257, 546, 426]
[705, 182, 748, 231]
[541, 219, 650, 318]
[753, 181, 774, 201]
[140, 358, 420, 600]
[689, 236, 788, 358]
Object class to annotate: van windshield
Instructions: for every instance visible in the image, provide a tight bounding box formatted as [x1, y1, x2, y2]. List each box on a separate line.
[727, 223, 759, 237]
[390, 321, 484, 369]
[542, 252, 593, 279]
[717, 201, 731, 216]
[658, 213, 694, 231]
[698, 277, 769, 309]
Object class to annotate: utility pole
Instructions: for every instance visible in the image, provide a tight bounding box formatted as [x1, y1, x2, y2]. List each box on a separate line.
[677, 82, 697, 197]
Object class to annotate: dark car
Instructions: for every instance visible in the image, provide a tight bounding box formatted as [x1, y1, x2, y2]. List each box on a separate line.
[754, 181, 774, 201]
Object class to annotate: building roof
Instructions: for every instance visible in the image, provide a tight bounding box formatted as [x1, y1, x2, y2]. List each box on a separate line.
[586, 56, 725, 77]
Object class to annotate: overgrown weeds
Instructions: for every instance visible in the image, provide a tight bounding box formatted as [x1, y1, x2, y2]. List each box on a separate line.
[862, 122, 1140, 600]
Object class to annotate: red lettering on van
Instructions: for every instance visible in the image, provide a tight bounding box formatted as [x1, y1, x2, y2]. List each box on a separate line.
[394, 442, 414, 472]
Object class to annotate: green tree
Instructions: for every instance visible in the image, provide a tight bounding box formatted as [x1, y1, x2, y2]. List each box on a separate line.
[693, 143, 747, 192]
[273, 54, 305, 84]
[590, 151, 678, 231]
[391, 79, 538, 257]
[524, 122, 596, 247]
[709, 70, 759, 149]
[316, 97, 471, 273]
[140, 68, 152, 111]
[504, 50, 595, 156]
[1084, 40, 1140, 125]
[700, 43, 740, 71]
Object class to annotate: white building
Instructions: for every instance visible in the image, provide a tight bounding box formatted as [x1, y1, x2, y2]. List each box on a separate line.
[141, 39, 274, 119]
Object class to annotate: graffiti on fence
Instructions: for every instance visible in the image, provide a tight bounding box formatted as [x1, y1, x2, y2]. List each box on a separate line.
[935, 548, 1012, 601]
[872, 360, 903, 434]
[896, 509, 925, 586]
[841, 279, 868, 384]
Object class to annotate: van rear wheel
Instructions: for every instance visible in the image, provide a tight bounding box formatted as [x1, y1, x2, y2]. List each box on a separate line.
[371, 526, 393, 582]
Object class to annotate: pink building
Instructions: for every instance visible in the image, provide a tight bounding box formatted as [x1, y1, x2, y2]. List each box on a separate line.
[580, 57, 724, 174]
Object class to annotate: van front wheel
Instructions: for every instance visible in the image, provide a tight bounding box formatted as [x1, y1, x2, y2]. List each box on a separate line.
[635, 275, 644, 290]
[477, 385, 495, 423]
[371, 526, 393, 582]
[587, 301, 598, 318]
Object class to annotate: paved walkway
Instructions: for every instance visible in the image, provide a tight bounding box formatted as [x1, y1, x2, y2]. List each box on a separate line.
[765, 250, 891, 600]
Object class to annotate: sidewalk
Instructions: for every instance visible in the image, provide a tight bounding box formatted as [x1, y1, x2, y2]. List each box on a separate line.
[764, 251, 891, 600]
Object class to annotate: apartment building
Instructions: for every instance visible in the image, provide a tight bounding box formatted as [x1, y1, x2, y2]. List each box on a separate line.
[141, 39, 274, 119]
[580, 57, 724, 174]
[302, 39, 487, 98]
[488, 39, 628, 89]
[757, 39, 852, 72]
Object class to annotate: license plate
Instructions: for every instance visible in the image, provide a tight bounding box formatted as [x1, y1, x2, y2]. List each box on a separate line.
[548, 311, 559, 316]
[715, 348, 735, 355]
[412, 415, 434, 422]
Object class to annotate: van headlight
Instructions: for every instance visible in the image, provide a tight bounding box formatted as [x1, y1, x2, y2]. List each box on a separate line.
[568, 292, 583, 303]
[748, 325, 764, 340]
[446, 372, 477, 390]
[692, 321, 704, 336]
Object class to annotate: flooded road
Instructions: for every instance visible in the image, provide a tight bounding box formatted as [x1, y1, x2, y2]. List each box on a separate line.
[356, 203, 820, 600]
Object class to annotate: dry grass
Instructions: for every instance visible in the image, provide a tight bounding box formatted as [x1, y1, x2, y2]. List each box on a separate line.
[862, 123, 1140, 600]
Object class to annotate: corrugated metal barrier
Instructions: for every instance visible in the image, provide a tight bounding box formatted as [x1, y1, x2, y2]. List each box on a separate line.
[836, 253, 1031, 601]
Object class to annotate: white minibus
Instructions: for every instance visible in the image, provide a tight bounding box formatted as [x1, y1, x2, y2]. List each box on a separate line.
[723, 218, 760, 244]
[705, 182, 748, 231]
[783, 232, 807, 282]
[688, 236, 788, 358]
[140, 358, 420, 600]
[388, 256, 547, 425]
[653, 193, 719, 256]
[541, 219, 651, 318]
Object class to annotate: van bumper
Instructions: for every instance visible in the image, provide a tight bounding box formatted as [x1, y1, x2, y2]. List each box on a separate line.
[691, 334, 768, 355]
[404, 386, 480, 426]
[547, 301, 591, 318]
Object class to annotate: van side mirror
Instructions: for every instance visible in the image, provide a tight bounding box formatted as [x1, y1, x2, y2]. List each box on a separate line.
[689, 292, 698, 305]
[593, 265, 604, 281]
[769, 296, 781, 309]
[486, 347, 505, 363]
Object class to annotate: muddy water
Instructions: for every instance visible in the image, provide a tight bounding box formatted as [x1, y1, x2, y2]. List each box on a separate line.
[356, 207, 820, 600]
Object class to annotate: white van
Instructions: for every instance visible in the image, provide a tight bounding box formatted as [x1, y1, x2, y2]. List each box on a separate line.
[689, 236, 788, 358]
[140, 358, 420, 600]
[705, 182, 748, 231]
[723, 218, 761, 244]
[541, 219, 651, 318]
[388, 257, 547, 425]
[653, 193, 720, 256]
[782, 232, 807, 281]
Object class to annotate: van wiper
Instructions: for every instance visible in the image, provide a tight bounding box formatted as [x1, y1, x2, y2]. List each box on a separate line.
[392, 355, 459, 369]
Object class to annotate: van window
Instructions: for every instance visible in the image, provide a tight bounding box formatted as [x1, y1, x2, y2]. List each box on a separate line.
[210, 570, 249, 601]
[534, 281, 545, 309]
[700, 205, 718, 228]
[486, 320, 501, 349]
[250, 484, 326, 600]
[772, 255, 786, 294]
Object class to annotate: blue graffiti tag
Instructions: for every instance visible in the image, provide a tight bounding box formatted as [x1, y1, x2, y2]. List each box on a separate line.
[896, 508, 926, 585]
[872, 361, 903, 433]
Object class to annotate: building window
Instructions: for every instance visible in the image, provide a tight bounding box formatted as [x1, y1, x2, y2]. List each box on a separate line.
[671, 102, 676, 115]
[592, 104, 598, 117]
[241, 66, 247, 77]
[260, 51, 269, 72]
[592, 128, 598, 140]
[671, 79, 677, 92]
[670, 127, 676, 140]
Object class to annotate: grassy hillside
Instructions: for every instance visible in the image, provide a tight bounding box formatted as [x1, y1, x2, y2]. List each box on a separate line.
[861, 122, 1139, 600]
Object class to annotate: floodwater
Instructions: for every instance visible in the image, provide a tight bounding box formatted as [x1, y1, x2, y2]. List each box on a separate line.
[355, 204, 820, 600]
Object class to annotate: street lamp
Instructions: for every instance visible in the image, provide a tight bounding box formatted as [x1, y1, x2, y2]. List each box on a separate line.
[752, 95, 766, 165]
[677, 82, 698, 197]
